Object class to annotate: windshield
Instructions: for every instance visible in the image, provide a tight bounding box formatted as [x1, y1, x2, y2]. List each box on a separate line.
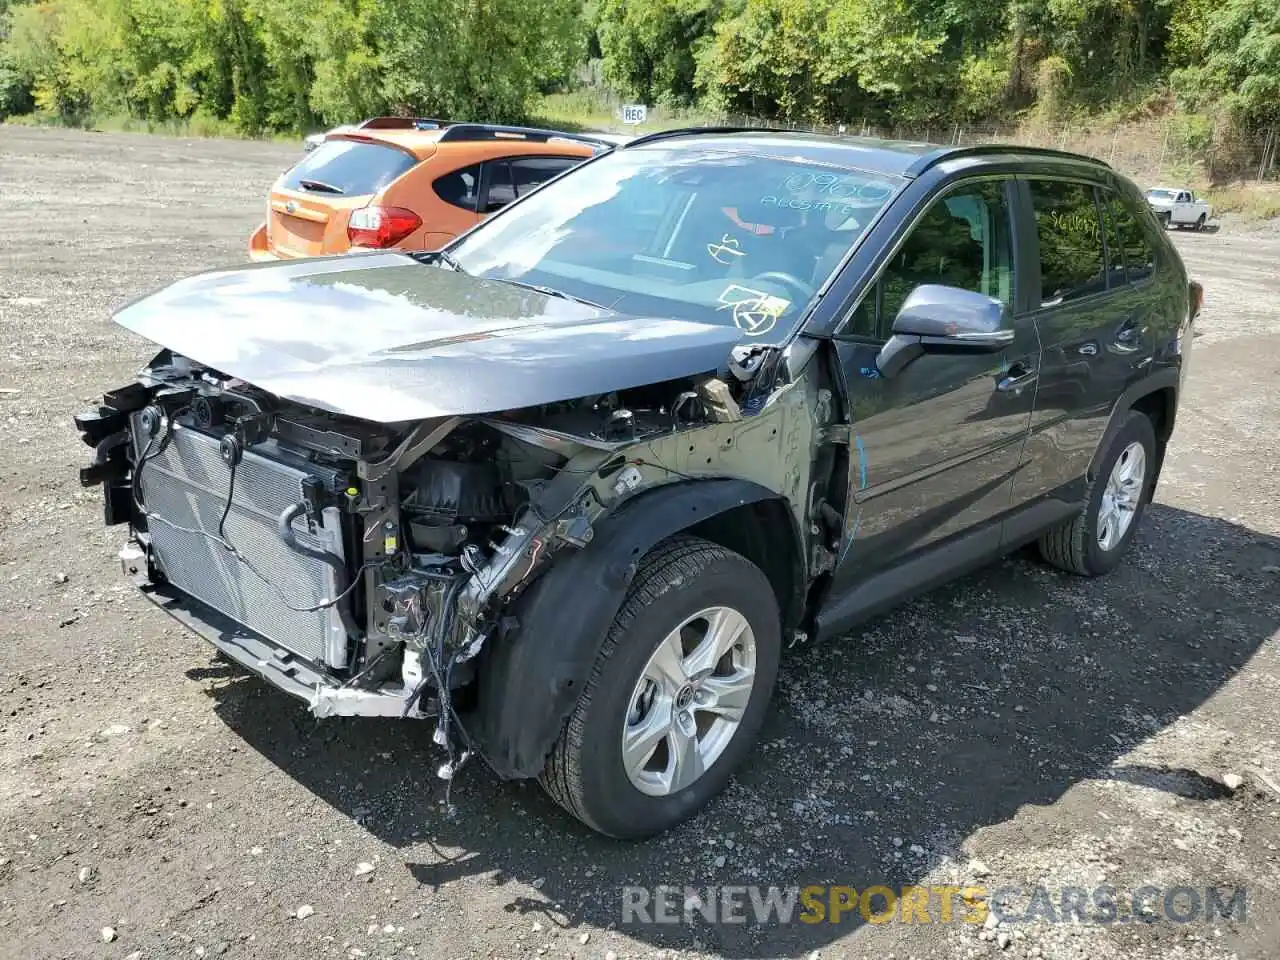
[448, 145, 903, 342]
[1146, 189, 1177, 201]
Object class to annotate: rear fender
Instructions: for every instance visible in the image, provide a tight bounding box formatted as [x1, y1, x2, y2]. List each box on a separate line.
[1088, 366, 1180, 489]
[469, 478, 798, 780]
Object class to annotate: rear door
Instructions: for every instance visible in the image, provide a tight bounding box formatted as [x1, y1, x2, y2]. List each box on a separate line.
[478, 156, 583, 218]
[267, 139, 419, 257]
[1015, 177, 1146, 503]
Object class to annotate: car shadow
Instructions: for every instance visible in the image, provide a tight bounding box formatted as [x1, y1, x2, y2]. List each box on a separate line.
[1168, 223, 1222, 236]
[190, 503, 1279, 956]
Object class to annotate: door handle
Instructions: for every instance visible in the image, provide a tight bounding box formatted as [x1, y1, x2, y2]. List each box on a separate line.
[1114, 317, 1144, 351]
[997, 364, 1038, 393]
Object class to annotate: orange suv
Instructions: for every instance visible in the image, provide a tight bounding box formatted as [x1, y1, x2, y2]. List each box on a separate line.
[248, 118, 609, 260]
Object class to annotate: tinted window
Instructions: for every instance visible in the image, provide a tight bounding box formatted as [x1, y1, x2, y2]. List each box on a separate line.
[1029, 180, 1106, 305]
[511, 157, 579, 196]
[450, 147, 903, 344]
[434, 163, 481, 211]
[281, 141, 416, 196]
[847, 180, 1014, 339]
[483, 162, 517, 213]
[1106, 193, 1157, 283]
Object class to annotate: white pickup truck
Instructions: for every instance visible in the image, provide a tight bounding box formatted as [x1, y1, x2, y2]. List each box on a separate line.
[1145, 187, 1213, 230]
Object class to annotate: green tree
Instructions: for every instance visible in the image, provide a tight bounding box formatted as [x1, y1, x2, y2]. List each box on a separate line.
[699, 0, 830, 120]
[819, 0, 951, 124]
[1173, 0, 1280, 127]
[595, 0, 722, 105]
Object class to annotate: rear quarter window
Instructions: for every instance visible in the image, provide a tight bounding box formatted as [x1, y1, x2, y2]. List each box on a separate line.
[281, 140, 417, 196]
[434, 163, 482, 212]
[1106, 193, 1158, 283]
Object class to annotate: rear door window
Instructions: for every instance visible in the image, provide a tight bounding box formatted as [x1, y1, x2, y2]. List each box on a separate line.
[511, 157, 580, 196]
[281, 140, 417, 197]
[433, 163, 482, 212]
[1027, 180, 1106, 305]
[482, 161, 517, 213]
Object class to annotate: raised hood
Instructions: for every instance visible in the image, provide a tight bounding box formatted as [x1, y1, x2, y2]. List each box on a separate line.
[113, 253, 744, 423]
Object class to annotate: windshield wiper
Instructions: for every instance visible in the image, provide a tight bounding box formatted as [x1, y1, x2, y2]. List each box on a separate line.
[488, 276, 605, 309]
[297, 178, 344, 194]
[437, 250, 467, 274]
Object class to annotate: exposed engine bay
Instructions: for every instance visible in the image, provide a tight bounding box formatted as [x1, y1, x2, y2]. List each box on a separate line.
[75, 339, 818, 783]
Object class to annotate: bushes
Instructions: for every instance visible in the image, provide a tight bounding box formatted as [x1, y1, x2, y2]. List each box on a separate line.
[1, 0, 1276, 140]
[0, 0, 587, 133]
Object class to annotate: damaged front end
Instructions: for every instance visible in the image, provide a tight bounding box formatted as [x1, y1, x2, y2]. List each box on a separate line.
[77, 337, 823, 780]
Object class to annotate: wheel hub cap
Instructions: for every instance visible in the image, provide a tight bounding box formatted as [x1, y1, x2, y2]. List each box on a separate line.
[1097, 441, 1146, 551]
[621, 605, 757, 797]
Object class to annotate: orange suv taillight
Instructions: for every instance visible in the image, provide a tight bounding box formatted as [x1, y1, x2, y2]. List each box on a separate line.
[348, 206, 422, 248]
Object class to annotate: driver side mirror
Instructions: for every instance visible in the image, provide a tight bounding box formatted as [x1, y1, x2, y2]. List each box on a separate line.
[875, 284, 1014, 378]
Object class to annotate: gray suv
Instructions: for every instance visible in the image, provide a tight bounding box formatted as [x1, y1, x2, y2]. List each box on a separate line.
[77, 129, 1201, 838]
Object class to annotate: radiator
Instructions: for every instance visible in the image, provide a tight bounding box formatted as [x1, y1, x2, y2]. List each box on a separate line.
[133, 416, 350, 668]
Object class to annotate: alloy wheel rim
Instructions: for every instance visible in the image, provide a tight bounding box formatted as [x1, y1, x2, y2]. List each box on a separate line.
[1097, 441, 1146, 551]
[621, 606, 757, 797]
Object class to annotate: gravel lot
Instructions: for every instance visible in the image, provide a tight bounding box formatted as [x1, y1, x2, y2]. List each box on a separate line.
[1, 126, 1278, 960]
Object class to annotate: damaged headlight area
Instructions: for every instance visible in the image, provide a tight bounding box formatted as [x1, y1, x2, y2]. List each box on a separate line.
[75, 346, 792, 781]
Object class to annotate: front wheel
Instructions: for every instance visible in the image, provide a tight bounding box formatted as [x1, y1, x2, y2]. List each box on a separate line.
[539, 536, 781, 839]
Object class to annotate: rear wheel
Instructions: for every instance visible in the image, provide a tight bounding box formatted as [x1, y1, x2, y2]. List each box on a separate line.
[540, 536, 781, 839]
[1038, 411, 1156, 577]
[1158, 211, 1171, 229]
[1195, 213, 1207, 231]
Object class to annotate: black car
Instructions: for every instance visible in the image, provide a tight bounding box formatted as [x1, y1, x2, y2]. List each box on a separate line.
[78, 129, 1202, 838]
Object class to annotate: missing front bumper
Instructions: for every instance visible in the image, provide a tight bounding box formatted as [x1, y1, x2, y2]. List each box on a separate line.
[128, 550, 427, 719]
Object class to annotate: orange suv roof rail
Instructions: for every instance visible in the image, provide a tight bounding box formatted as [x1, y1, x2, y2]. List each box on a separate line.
[437, 123, 614, 150]
[349, 117, 612, 150]
[358, 116, 450, 130]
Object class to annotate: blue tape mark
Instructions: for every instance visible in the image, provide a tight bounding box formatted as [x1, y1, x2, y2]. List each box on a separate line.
[837, 434, 870, 564]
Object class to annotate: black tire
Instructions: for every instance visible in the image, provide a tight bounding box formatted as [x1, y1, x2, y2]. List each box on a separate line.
[1195, 213, 1207, 231]
[1038, 410, 1157, 576]
[539, 535, 781, 839]
[1158, 211, 1171, 229]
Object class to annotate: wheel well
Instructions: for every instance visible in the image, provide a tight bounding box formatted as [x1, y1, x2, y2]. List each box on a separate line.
[1130, 387, 1176, 444]
[687, 499, 805, 632]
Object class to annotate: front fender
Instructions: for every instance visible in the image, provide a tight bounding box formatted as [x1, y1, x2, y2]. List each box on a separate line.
[469, 478, 790, 780]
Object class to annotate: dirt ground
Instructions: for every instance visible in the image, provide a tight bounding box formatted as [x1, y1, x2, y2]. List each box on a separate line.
[1, 126, 1278, 960]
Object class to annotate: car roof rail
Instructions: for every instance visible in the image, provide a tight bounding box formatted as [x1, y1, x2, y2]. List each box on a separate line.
[358, 116, 452, 131]
[436, 123, 614, 149]
[904, 143, 1111, 177]
[620, 126, 773, 149]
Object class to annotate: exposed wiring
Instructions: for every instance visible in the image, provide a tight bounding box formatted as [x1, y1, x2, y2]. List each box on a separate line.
[216, 457, 237, 544]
